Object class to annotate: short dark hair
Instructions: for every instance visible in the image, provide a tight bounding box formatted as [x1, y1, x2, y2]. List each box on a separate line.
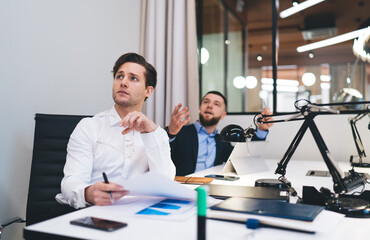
[202, 91, 227, 107]
[112, 52, 157, 88]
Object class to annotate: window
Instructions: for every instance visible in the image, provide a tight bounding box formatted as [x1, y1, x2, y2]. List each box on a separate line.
[197, 0, 246, 112]
[196, 0, 369, 113]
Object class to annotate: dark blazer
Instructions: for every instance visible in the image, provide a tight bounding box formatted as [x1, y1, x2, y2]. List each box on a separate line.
[167, 124, 264, 176]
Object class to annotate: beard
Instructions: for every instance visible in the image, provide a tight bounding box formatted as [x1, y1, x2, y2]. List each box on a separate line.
[199, 113, 221, 127]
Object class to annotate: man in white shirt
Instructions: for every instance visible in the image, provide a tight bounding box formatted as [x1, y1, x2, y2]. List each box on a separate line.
[56, 53, 176, 209]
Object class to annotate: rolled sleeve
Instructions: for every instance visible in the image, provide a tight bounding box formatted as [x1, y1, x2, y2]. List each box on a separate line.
[60, 118, 94, 209]
[141, 127, 176, 179]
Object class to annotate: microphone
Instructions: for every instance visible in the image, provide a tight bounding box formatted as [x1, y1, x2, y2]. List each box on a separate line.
[244, 125, 256, 138]
[220, 124, 256, 142]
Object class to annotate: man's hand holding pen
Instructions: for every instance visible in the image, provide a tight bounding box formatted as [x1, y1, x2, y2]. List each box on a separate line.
[84, 178, 129, 206]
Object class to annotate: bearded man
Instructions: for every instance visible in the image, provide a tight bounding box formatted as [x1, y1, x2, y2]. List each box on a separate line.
[165, 91, 273, 176]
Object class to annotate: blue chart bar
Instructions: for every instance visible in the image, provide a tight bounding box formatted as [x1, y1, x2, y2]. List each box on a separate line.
[137, 208, 169, 215]
[136, 198, 192, 216]
[161, 198, 191, 205]
[151, 203, 181, 210]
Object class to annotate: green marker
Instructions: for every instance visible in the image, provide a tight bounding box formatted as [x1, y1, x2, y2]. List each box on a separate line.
[196, 186, 207, 240]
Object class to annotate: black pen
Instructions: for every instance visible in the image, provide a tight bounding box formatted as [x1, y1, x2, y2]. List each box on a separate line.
[102, 172, 114, 204]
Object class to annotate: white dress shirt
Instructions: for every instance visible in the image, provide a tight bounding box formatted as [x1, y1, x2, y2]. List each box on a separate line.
[55, 107, 176, 209]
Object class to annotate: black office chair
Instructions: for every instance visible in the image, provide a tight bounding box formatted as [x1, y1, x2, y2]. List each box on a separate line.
[27, 113, 92, 225]
[0, 113, 90, 239]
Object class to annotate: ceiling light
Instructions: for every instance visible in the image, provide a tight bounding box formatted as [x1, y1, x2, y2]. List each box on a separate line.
[320, 82, 330, 89]
[261, 84, 273, 91]
[245, 76, 258, 89]
[257, 54, 262, 61]
[233, 76, 246, 89]
[277, 86, 299, 92]
[200, 48, 209, 64]
[346, 77, 351, 84]
[297, 27, 370, 52]
[302, 72, 316, 86]
[308, 51, 314, 58]
[292, 0, 299, 7]
[262, 84, 299, 92]
[261, 78, 299, 86]
[259, 90, 268, 99]
[280, 0, 325, 19]
[320, 75, 331, 82]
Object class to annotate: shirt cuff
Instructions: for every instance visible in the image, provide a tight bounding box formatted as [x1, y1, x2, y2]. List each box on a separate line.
[255, 128, 268, 139]
[141, 126, 166, 147]
[169, 136, 176, 143]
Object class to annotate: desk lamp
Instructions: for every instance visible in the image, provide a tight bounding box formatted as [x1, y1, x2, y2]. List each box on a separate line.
[257, 100, 370, 217]
[349, 106, 369, 168]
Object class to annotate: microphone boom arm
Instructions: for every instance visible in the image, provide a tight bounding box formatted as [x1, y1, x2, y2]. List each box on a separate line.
[258, 101, 369, 193]
[349, 111, 369, 167]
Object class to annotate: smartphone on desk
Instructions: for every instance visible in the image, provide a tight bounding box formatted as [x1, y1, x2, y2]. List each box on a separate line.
[204, 174, 240, 181]
[70, 216, 127, 232]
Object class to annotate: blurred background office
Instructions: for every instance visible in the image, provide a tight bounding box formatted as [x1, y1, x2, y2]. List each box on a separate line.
[1, 0, 369, 239]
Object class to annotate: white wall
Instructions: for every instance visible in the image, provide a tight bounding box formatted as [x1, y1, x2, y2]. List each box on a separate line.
[0, 0, 141, 239]
[219, 113, 369, 164]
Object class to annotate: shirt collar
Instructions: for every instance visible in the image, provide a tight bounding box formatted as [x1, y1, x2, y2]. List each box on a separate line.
[107, 106, 122, 126]
[194, 120, 218, 137]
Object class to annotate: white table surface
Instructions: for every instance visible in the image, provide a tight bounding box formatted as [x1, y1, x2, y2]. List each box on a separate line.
[24, 159, 370, 240]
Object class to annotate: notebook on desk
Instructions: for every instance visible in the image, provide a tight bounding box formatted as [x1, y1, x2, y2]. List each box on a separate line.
[210, 197, 324, 222]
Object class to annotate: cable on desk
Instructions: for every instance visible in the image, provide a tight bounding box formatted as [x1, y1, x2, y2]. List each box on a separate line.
[278, 176, 302, 201]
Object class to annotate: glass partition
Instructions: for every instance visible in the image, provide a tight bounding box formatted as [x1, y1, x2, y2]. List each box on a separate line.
[226, 11, 244, 112]
[196, 0, 369, 114]
[200, 0, 225, 97]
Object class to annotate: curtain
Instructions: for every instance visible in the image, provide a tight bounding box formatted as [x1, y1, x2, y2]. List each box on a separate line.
[140, 0, 199, 128]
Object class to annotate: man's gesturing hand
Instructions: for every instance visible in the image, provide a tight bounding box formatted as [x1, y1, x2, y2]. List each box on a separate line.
[168, 103, 190, 136]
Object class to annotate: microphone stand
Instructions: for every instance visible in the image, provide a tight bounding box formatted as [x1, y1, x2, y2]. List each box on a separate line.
[257, 100, 370, 216]
[259, 101, 369, 193]
[272, 104, 364, 193]
[349, 111, 369, 168]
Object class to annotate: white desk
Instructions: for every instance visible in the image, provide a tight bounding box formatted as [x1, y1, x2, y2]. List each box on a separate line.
[24, 159, 370, 240]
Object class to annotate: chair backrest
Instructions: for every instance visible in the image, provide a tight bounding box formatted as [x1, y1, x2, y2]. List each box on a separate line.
[26, 113, 90, 225]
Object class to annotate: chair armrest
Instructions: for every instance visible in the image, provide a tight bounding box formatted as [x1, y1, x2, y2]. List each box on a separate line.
[0, 217, 26, 239]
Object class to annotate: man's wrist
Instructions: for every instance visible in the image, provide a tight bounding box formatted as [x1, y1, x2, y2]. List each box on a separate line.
[256, 128, 268, 139]
[165, 127, 177, 139]
[84, 185, 94, 205]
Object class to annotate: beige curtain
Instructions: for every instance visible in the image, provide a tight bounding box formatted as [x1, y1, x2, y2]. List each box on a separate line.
[140, 0, 199, 127]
